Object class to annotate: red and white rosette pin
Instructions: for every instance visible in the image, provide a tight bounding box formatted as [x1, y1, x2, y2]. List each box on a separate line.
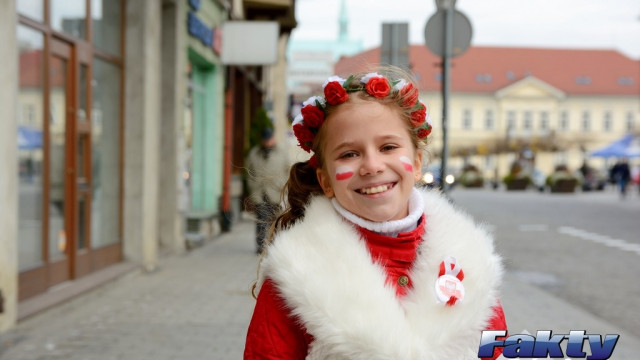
[435, 256, 465, 306]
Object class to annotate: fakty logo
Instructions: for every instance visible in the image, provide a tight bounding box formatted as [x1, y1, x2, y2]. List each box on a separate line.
[478, 330, 619, 359]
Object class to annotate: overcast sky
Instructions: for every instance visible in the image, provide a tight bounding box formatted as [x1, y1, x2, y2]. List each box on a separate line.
[291, 0, 640, 59]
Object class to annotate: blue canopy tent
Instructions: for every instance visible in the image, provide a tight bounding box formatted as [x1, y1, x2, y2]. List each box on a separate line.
[589, 134, 640, 158]
[17, 126, 43, 150]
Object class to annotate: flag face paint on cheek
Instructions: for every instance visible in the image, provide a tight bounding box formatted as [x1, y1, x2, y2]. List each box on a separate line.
[400, 156, 413, 172]
[335, 166, 354, 181]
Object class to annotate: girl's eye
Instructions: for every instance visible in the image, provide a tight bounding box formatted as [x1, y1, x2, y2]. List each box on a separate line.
[381, 144, 397, 152]
[339, 152, 358, 159]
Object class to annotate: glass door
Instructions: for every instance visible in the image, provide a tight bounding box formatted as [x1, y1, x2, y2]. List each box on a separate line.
[47, 38, 74, 286]
[74, 45, 94, 276]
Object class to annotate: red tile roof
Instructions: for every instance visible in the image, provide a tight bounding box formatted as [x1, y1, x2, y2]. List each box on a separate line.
[335, 46, 640, 96]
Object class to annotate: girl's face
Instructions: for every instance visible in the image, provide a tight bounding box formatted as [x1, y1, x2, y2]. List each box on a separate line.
[316, 100, 423, 222]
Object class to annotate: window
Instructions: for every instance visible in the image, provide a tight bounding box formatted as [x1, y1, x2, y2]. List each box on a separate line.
[523, 111, 532, 130]
[484, 110, 494, 130]
[575, 76, 592, 85]
[22, 104, 36, 126]
[627, 112, 636, 132]
[540, 111, 549, 131]
[463, 109, 472, 130]
[17, 0, 44, 22]
[507, 111, 516, 130]
[603, 111, 612, 132]
[475, 74, 492, 83]
[92, 0, 122, 56]
[506, 71, 515, 81]
[618, 77, 634, 86]
[17, 25, 45, 271]
[559, 111, 569, 131]
[582, 111, 591, 131]
[51, 0, 87, 39]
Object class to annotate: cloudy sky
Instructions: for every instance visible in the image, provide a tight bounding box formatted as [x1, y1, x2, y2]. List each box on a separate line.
[291, 0, 640, 59]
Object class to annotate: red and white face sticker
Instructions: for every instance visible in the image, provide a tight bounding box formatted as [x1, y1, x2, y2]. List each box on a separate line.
[335, 166, 354, 181]
[399, 156, 413, 172]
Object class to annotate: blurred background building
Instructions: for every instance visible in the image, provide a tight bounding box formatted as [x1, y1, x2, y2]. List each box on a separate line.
[1, 0, 297, 332]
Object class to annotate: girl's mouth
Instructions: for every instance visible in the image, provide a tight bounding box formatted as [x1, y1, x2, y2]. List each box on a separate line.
[355, 182, 396, 195]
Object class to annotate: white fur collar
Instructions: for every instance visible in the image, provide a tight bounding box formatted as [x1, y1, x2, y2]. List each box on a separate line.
[259, 189, 503, 359]
[331, 188, 425, 236]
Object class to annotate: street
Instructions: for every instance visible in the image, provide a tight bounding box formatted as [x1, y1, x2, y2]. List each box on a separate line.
[450, 187, 640, 339]
[1, 188, 640, 359]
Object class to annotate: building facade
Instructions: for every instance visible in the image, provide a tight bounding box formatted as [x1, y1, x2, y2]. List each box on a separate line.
[1, 0, 296, 333]
[335, 46, 640, 179]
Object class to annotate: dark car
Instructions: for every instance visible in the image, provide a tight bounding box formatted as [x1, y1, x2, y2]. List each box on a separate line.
[420, 165, 457, 190]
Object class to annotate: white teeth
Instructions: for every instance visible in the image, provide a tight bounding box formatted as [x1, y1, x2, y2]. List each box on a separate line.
[360, 185, 390, 194]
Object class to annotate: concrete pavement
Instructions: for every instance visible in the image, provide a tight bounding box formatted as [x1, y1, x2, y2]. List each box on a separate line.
[1, 212, 639, 359]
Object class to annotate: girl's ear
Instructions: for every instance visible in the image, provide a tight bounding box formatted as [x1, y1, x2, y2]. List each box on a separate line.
[316, 167, 335, 198]
[413, 151, 423, 182]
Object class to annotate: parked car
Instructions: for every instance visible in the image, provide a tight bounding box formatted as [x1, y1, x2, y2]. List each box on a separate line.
[420, 165, 457, 190]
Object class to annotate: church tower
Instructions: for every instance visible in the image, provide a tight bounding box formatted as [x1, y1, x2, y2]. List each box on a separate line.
[338, 0, 348, 42]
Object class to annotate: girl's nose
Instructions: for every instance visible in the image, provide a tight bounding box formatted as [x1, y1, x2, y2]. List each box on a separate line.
[360, 153, 385, 176]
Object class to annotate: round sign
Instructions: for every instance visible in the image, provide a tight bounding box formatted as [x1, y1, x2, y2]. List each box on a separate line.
[424, 9, 473, 58]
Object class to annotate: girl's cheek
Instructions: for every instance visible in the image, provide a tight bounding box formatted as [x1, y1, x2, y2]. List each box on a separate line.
[399, 156, 413, 172]
[335, 166, 354, 181]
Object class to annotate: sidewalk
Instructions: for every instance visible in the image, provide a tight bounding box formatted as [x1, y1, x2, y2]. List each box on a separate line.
[1, 216, 639, 360]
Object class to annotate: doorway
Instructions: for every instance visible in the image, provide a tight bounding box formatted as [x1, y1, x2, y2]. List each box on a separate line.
[18, 38, 94, 300]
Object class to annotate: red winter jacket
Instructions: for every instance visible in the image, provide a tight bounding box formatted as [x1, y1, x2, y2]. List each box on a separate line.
[244, 217, 507, 359]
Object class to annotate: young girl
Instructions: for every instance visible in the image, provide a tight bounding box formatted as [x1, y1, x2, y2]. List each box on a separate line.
[244, 70, 506, 359]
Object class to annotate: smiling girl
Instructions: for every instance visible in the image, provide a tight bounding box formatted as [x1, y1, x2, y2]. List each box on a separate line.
[244, 69, 506, 359]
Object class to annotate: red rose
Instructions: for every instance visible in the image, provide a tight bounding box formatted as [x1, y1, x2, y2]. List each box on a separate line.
[324, 81, 349, 105]
[300, 105, 325, 128]
[293, 123, 315, 152]
[401, 83, 419, 107]
[410, 105, 427, 128]
[308, 154, 320, 169]
[417, 127, 431, 139]
[365, 77, 390, 98]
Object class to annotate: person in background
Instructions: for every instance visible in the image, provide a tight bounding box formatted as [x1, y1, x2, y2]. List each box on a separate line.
[245, 127, 290, 254]
[611, 158, 631, 198]
[244, 68, 506, 359]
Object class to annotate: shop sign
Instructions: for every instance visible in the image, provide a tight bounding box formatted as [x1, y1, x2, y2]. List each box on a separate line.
[187, 0, 222, 56]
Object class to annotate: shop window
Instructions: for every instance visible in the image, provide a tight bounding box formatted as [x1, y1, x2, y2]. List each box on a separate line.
[92, 0, 122, 56]
[51, 0, 87, 39]
[17, 25, 45, 271]
[17, 0, 44, 22]
[91, 58, 122, 248]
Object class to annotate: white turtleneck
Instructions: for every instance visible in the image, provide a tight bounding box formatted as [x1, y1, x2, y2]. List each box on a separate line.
[330, 188, 424, 237]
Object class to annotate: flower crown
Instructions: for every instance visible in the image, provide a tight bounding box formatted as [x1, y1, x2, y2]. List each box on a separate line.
[292, 73, 432, 167]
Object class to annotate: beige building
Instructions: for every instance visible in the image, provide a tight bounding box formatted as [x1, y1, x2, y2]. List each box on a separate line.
[336, 46, 640, 180]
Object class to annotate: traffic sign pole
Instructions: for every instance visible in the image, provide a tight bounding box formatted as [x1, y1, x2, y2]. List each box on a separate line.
[440, 4, 453, 193]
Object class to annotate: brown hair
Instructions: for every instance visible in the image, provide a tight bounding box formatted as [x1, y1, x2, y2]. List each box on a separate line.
[251, 66, 427, 298]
